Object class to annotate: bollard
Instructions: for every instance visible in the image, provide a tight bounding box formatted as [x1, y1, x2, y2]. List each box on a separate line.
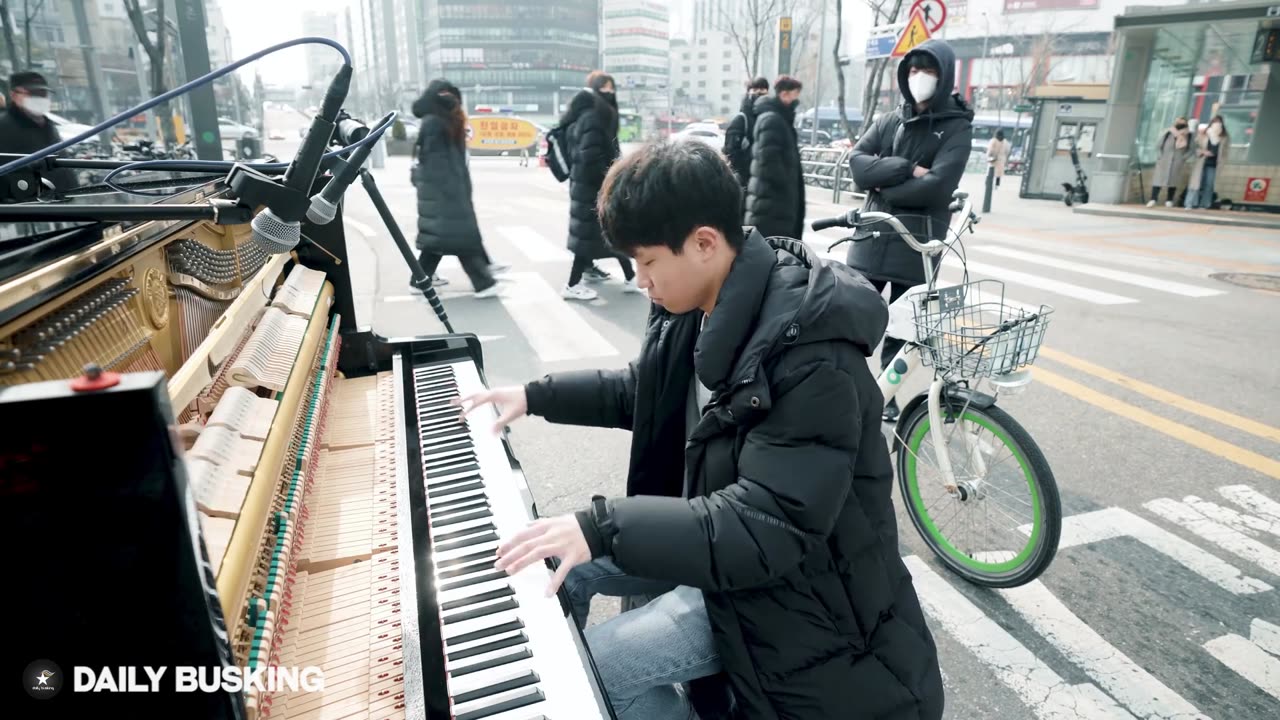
[983, 163, 994, 214]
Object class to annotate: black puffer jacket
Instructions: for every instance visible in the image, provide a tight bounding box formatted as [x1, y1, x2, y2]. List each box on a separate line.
[561, 88, 621, 259]
[412, 84, 483, 255]
[846, 39, 974, 286]
[744, 96, 805, 240]
[525, 231, 945, 719]
[723, 93, 757, 192]
[0, 104, 78, 190]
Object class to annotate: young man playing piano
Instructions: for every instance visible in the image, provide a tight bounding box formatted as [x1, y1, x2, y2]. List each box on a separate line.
[457, 139, 945, 719]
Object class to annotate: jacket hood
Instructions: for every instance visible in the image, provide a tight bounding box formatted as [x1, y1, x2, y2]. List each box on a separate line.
[739, 93, 758, 116]
[693, 229, 889, 392]
[558, 87, 614, 127]
[753, 94, 796, 124]
[412, 79, 460, 118]
[898, 40, 973, 122]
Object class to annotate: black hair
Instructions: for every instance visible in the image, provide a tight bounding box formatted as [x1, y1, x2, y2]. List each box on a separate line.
[774, 75, 802, 93]
[587, 70, 615, 92]
[748, 76, 769, 91]
[599, 139, 745, 255]
[995, 129, 1005, 141]
[907, 52, 939, 71]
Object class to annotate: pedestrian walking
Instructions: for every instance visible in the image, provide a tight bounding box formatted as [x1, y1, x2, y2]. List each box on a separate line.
[986, 129, 1011, 187]
[1184, 116, 1229, 210]
[0, 71, 77, 190]
[723, 76, 769, 200]
[743, 75, 805, 239]
[1149, 117, 1191, 207]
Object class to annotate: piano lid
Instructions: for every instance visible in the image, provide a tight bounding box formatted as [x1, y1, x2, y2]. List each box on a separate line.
[0, 175, 229, 283]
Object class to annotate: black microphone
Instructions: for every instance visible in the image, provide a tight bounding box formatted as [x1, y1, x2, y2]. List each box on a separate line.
[249, 64, 353, 253]
[306, 113, 387, 225]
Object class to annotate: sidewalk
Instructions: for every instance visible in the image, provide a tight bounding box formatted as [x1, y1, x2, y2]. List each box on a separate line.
[1072, 203, 1280, 231]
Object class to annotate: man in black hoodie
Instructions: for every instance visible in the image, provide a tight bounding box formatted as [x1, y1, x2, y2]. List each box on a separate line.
[723, 76, 770, 197]
[456, 139, 944, 720]
[846, 39, 973, 422]
[743, 75, 805, 240]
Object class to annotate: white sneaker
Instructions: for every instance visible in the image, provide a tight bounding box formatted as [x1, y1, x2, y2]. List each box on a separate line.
[474, 284, 502, 298]
[621, 278, 644, 294]
[1165, 201, 1174, 207]
[562, 283, 598, 300]
[1146, 200, 1156, 207]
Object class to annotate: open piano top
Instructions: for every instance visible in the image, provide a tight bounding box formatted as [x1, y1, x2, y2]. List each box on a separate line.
[0, 177, 613, 719]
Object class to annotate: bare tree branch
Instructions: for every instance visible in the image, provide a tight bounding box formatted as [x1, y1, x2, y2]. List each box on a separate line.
[0, 1, 20, 72]
[833, 0, 855, 141]
[124, 0, 176, 145]
[22, 0, 47, 67]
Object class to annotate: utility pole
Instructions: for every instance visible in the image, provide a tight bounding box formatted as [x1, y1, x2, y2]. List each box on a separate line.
[71, 0, 113, 149]
[811, 3, 826, 146]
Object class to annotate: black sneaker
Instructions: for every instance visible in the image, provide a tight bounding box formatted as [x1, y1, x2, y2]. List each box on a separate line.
[882, 398, 900, 423]
[583, 265, 610, 282]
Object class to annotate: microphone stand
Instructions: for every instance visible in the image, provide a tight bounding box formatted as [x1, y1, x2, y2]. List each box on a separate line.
[354, 167, 454, 334]
[0, 198, 255, 224]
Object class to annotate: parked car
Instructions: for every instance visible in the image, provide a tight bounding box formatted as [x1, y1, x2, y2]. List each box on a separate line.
[673, 124, 724, 148]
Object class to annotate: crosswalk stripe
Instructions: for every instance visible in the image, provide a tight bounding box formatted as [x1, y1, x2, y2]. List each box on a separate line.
[497, 225, 572, 263]
[998, 580, 1206, 718]
[968, 245, 1227, 297]
[1203, 633, 1280, 701]
[903, 555, 1137, 719]
[975, 230, 1218, 279]
[943, 258, 1139, 305]
[1144, 498, 1280, 577]
[495, 271, 618, 362]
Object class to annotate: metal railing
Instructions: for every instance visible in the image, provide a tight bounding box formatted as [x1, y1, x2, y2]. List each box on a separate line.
[800, 145, 863, 203]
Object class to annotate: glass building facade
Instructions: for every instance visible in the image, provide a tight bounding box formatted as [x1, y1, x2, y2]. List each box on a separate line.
[422, 2, 601, 116]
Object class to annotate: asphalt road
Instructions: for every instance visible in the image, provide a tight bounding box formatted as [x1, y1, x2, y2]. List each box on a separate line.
[283, 124, 1280, 719]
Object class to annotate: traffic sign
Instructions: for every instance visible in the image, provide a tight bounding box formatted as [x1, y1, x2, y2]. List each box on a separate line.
[891, 10, 932, 57]
[867, 22, 905, 59]
[910, 0, 947, 34]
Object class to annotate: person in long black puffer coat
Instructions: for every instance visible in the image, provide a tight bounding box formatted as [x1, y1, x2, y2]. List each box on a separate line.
[722, 76, 770, 201]
[411, 78, 499, 298]
[558, 71, 642, 301]
[743, 75, 806, 241]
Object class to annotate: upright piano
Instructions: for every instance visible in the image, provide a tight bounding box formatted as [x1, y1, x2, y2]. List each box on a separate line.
[0, 178, 613, 719]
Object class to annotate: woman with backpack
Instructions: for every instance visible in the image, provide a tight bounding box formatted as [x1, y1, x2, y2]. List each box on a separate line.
[556, 71, 642, 300]
[411, 79, 501, 298]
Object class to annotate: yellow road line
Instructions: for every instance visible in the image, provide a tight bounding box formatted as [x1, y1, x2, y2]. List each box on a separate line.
[1033, 367, 1280, 481]
[1040, 347, 1280, 445]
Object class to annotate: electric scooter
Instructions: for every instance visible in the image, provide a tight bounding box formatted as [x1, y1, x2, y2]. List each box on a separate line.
[1061, 135, 1089, 207]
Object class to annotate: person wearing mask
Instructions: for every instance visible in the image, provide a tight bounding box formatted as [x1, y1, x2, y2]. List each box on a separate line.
[845, 40, 973, 422]
[1149, 117, 1191, 207]
[744, 75, 805, 240]
[986, 129, 1011, 187]
[723, 76, 770, 198]
[456, 138, 945, 720]
[560, 71, 642, 300]
[1185, 116, 1229, 210]
[411, 79, 501, 298]
[0, 71, 77, 190]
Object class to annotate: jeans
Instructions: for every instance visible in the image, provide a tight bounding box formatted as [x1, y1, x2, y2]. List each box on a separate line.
[563, 558, 721, 720]
[1184, 165, 1217, 209]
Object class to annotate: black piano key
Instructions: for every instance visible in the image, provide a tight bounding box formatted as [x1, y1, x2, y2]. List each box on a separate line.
[440, 569, 508, 593]
[425, 451, 478, 469]
[443, 597, 518, 624]
[447, 619, 525, 647]
[435, 548, 496, 570]
[436, 531, 498, 552]
[420, 404, 465, 419]
[452, 670, 541, 706]
[431, 499, 490, 520]
[433, 509, 493, 528]
[449, 648, 533, 678]
[427, 473, 483, 491]
[424, 439, 475, 455]
[430, 495, 490, 514]
[427, 462, 481, 478]
[447, 633, 530, 662]
[414, 372, 455, 385]
[454, 687, 546, 720]
[434, 522, 496, 543]
[420, 418, 467, 432]
[440, 585, 514, 612]
[422, 424, 469, 441]
[437, 557, 497, 579]
[428, 480, 484, 499]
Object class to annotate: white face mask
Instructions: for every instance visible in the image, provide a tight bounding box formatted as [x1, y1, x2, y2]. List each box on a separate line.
[908, 73, 938, 104]
[21, 95, 51, 118]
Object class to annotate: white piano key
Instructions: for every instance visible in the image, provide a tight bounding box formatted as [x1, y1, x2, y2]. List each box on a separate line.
[445, 629, 530, 659]
[443, 605, 522, 637]
[433, 541, 500, 566]
[437, 577, 511, 606]
[451, 685, 547, 720]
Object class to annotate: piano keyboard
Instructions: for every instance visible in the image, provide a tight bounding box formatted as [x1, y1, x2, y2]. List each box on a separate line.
[403, 357, 609, 720]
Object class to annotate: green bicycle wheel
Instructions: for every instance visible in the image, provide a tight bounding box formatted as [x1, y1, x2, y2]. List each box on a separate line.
[896, 400, 1061, 588]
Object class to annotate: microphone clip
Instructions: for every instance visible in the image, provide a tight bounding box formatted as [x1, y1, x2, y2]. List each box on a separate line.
[226, 163, 310, 222]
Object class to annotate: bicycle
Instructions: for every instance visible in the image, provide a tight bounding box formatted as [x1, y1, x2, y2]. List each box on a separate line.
[812, 191, 1062, 588]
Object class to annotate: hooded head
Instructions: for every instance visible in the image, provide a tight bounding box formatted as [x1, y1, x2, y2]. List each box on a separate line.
[412, 78, 467, 144]
[898, 39, 956, 110]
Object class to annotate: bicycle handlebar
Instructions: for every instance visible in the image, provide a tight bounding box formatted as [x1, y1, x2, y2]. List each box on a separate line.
[810, 191, 975, 258]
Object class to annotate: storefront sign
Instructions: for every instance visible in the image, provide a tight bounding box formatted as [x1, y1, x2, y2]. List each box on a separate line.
[1004, 0, 1099, 11]
[1244, 178, 1270, 202]
[466, 117, 539, 151]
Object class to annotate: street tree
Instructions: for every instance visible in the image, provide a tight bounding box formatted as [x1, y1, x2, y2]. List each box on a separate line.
[123, 0, 178, 147]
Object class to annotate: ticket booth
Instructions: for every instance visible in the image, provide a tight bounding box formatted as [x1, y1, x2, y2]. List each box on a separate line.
[1018, 85, 1110, 201]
